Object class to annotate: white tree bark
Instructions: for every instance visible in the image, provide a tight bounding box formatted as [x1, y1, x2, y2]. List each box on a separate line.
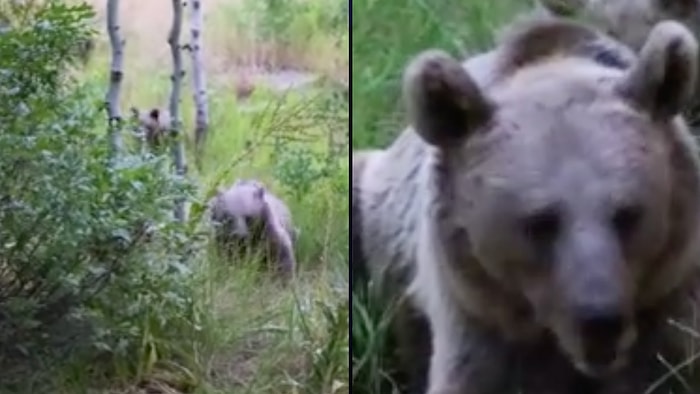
[189, 0, 210, 167]
[105, 0, 124, 156]
[169, 0, 187, 222]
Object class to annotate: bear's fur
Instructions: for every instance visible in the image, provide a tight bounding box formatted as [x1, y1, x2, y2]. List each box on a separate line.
[352, 148, 433, 394]
[209, 179, 297, 279]
[352, 149, 380, 291]
[130, 107, 171, 149]
[537, 0, 700, 53]
[353, 15, 700, 394]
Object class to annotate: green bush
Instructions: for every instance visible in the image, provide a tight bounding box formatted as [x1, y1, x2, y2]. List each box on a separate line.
[0, 1, 202, 389]
[252, 0, 348, 45]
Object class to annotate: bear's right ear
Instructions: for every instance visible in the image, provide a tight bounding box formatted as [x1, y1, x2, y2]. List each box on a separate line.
[403, 49, 494, 147]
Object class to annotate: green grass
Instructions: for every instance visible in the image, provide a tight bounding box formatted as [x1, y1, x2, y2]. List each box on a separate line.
[41, 0, 349, 393]
[351, 0, 532, 149]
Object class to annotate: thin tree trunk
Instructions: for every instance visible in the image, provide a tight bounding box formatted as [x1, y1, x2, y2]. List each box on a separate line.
[189, 0, 210, 169]
[169, 0, 187, 222]
[105, 0, 124, 157]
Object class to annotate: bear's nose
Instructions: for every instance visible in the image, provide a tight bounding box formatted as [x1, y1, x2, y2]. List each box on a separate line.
[579, 310, 623, 341]
[576, 307, 624, 365]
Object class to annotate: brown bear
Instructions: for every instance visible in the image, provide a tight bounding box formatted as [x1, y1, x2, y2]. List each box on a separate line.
[130, 107, 171, 150]
[352, 14, 700, 394]
[209, 179, 297, 279]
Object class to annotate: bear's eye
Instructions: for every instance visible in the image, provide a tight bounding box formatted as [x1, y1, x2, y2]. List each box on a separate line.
[522, 209, 561, 245]
[612, 204, 642, 238]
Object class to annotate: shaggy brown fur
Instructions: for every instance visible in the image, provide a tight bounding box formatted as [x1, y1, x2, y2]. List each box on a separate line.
[352, 149, 432, 394]
[352, 150, 380, 291]
[130, 107, 171, 149]
[209, 179, 297, 279]
[353, 15, 700, 394]
[537, 0, 700, 53]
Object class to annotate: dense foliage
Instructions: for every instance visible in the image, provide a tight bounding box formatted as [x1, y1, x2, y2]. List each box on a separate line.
[0, 2, 202, 389]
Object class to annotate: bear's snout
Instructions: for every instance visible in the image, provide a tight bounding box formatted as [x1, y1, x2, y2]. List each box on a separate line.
[576, 306, 624, 367]
[562, 300, 637, 377]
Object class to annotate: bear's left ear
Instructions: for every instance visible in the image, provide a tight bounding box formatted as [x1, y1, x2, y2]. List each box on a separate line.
[403, 49, 495, 147]
[537, 0, 585, 17]
[149, 108, 160, 121]
[617, 21, 698, 120]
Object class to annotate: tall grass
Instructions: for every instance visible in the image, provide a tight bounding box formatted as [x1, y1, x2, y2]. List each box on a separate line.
[351, 0, 531, 149]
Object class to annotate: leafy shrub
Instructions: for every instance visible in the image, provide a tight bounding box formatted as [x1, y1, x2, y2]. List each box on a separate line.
[239, 0, 347, 52]
[269, 90, 347, 200]
[0, 1, 202, 389]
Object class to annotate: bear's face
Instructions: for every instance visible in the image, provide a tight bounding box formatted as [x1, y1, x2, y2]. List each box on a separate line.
[210, 180, 268, 239]
[450, 68, 673, 376]
[403, 21, 698, 377]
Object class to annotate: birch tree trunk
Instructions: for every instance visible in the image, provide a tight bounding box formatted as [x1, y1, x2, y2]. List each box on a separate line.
[189, 0, 210, 168]
[169, 0, 187, 222]
[105, 0, 124, 157]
